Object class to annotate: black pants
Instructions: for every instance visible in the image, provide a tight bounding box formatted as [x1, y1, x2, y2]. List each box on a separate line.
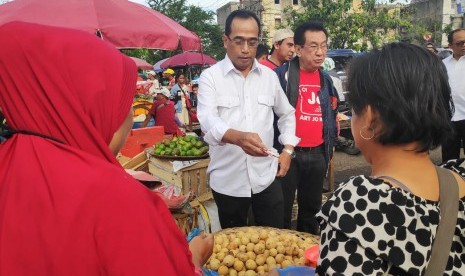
[212, 179, 284, 229]
[442, 120, 465, 162]
[281, 149, 327, 234]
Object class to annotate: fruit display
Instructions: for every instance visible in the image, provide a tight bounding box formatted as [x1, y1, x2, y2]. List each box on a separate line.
[206, 227, 319, 276]
[153, 135, 208, 157]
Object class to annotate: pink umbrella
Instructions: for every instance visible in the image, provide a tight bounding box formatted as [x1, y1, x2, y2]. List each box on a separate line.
[0, 0, 201, 51]
[160, 52, 217, 68]
[129, 57, 153, 70]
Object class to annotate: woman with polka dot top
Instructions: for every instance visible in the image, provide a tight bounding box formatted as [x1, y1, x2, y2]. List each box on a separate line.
[316, 43, 465, 275]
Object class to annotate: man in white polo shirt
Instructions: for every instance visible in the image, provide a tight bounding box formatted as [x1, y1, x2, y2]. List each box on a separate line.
[442, 28, 465, 162]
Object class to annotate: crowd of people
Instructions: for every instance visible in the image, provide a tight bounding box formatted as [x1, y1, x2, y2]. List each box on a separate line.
[0, 8, 464, 276]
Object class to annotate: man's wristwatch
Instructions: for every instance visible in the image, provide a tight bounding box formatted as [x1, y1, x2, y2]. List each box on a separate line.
[282, 148, 296, 159]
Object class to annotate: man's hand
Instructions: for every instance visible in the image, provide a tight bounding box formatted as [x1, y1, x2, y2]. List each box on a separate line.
[223, 129, 268, 156]
[276, 152, 291, 177]
[189, 233, 214, 267]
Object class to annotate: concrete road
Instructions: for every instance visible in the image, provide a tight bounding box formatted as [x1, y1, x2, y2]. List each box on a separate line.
[329, 147, 443, 189]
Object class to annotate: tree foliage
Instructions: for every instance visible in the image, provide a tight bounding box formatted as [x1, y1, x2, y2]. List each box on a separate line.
[147, 0, 225, 60]
[283, 0, 442, 51]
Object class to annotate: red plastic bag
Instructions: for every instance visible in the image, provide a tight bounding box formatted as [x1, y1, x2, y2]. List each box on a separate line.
[305, 245, 320, 268]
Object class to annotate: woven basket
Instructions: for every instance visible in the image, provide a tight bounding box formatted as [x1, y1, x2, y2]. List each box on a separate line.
[206, 226, 319, 274]
[214, 226, 319, 245]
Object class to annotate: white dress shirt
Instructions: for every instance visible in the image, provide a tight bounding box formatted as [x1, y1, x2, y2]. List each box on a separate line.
[443, 55, 465, 121]
[198, 55, 300, 197]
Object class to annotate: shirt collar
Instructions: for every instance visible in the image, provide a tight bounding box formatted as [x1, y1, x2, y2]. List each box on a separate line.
[222, 54, 262, 77]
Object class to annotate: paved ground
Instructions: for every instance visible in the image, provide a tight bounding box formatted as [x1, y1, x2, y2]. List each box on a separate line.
[329, 147, 443, 189]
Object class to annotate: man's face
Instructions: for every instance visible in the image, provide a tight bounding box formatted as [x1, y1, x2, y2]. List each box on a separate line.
[449, 30, 465, 58]
[275, 37, 295, 62]
[223, 17, 259, 75]
[295, 30, 327, 71]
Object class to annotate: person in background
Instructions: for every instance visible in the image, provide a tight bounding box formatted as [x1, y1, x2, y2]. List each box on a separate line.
[426, 42, 438, 55]
[163, 68, 176, 89]
[190, 83, 199, 109]
[141, 87, 183, 135]
[170, 72, 190, 128]
[146, 70, 160, 95]
[255, 44, 269, 62]
[317, 42, 465, 275]
[198, 10, 299, 229]
[441, 28, 465, 162]
[0, 22, 213, 275]
[260, 28, 295, 69]
[274, 21, 338, 234]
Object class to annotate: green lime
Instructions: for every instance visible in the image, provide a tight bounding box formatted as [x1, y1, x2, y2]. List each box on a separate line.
[186, 150, 193, 156]
[200, 146, 209, 155]
[172, 148, 180, 156]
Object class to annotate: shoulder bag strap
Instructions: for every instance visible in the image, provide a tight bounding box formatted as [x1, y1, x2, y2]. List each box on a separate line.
[424, 167, 459, 276]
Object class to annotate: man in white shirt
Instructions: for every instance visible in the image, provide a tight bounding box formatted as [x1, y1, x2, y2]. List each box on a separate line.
[442, 28, 465, 162]
[198, 10, 300, 229]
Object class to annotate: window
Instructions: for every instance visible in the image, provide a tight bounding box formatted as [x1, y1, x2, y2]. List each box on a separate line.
[293, 0, 298, 4]
[275, 0, 280, 4]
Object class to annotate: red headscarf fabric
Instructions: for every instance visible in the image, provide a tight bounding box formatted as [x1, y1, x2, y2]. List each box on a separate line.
[0, 22, 195, 275]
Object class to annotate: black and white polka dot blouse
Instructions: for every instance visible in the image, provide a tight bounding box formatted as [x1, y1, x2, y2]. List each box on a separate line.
[316, 160, 465, 275]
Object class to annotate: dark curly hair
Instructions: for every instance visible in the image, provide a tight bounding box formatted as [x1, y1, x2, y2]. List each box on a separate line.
[347, 42, 454, 152]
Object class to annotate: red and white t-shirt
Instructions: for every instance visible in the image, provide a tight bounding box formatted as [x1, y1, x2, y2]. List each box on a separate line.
[295, 69, 324, 147]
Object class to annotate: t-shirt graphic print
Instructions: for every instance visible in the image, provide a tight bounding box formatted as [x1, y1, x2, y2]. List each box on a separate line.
[295, 69, 324, 147]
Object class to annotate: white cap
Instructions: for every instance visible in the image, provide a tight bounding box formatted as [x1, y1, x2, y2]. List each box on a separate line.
[146, 70, 156, 76]
[272, 29, 294, 44]
[156, 87, 171, 98]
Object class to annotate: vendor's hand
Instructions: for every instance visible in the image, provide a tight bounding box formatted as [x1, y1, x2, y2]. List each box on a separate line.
[223, 130, 268, 157]
[189, 233, 214, 267]
[276, 152, 291, 177]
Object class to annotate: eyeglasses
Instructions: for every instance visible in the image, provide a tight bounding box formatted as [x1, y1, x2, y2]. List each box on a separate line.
[454, 41, 465, 47]
[299, 43, 328, 52]
[227, 36, 259, 48]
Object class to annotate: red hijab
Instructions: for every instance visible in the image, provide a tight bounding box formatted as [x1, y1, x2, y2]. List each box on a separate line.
[0, 22, 195, 275]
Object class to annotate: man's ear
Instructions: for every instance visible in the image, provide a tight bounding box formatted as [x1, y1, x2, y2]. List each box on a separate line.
[273, 41, 280, 50]
[223, 35, 228, 49]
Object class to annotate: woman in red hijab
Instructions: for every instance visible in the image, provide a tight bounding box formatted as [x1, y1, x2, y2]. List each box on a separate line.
[0, 22, 212, 275]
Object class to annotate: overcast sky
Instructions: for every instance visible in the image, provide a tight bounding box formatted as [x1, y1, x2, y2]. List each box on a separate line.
[128, 0, 237, 12]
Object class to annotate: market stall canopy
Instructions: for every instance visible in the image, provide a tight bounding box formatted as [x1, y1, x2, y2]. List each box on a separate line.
[0, 0, 201, 51]
[160, 52, 216, 68]
[130, 57, 153, 70]
[153, 58, 169, 72]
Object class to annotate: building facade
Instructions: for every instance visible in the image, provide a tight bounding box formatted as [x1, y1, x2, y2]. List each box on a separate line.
[217, 0, 302, 46]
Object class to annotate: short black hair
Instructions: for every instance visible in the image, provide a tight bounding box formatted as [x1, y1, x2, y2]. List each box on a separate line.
[447, 28, 465, 44]
[347, 42, 454, 152]
[175, 72, 185, 82]
[294, 20, 328, 46]
[255, 44, 269, 59]
[225, 10, 261, 37]
[192, 83, 199, 89]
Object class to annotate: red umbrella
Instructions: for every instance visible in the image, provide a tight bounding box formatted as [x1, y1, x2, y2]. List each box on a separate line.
[160, 52, 217, 68]
[0, 0, 201, 51]
[129, 57, 153, 70]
